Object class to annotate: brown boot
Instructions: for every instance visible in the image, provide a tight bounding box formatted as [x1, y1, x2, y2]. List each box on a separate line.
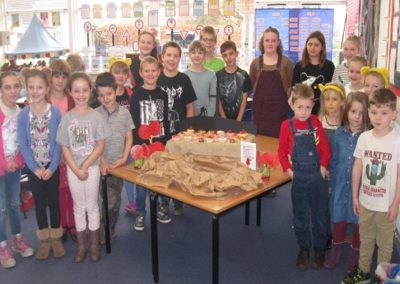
[74, 231, 87, 263]
[50, 227, 66, 258]
[35, 228, 51, 260]
[90, 229, 101, 262]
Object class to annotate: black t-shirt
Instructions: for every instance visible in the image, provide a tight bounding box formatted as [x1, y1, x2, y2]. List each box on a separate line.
[130, 56, 143, 90]
[157, 72, 197, 134]
[216, 67, 252, 119]
[129, 86, 170, 145]
[291, 60, 335, 114]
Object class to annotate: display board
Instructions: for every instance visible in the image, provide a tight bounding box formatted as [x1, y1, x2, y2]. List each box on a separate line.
[255, 8, 334, 63]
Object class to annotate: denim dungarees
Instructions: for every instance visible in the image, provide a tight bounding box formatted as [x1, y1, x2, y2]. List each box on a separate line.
[289, 118, 330, 251]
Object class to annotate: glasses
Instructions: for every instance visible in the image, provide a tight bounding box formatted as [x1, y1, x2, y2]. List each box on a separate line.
[202, 38, 216, 43]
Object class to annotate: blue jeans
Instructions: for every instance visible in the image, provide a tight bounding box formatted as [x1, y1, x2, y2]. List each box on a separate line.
[136, 185, 148, 216]
[291, 169, 330, 251]
[0, 170, 22, 242]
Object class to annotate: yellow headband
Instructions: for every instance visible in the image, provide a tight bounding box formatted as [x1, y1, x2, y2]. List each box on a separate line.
[318, 83, 345, 99]
[109, 57, 132, 68]
[360, 66, 389, 87]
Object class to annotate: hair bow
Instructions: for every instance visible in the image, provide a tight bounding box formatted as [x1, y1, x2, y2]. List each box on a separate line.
[108, 57, 132, 67]
[318, 83, 345, 99]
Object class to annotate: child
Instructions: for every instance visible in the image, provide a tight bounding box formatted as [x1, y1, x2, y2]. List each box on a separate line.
[129, 56, 170, 231]
[250, 27, 293, 137]
[95, 72, 134, 242]
[56, 72, 108, 263]
[217, 40, 252, 121]
[278, 83, 331, 270]
[318, 83, 346, 142]
[345, 56, 368, 95]
[292, 31, 335, 115]
[324, 92, 369, 273]
[49, 59, 77, 243]
[184, 40, 217, 116]
[200, 26, 225, 72]
[130, 31, 158, 90]
[0, 71, 33, 268]
[66, 54, 86, 72]
[360, 66, 389, 97]
[332, 35, 363, 86]
[342, 88, 400, 284]
[17, 69, 65, 260]
[158, 41, 196, 216]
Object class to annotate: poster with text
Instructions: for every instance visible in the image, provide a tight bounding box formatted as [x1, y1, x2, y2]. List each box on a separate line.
[81, 5, 90, 19]
[93, 4, 102, 19]
[179, 0, 189, 17]
[121, 3, 132, 18]
[193, 0, 204, 16]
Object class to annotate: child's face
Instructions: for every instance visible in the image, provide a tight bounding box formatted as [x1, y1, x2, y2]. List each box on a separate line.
[96, 86, 117, 111]
[348, 101, 364, 132]
[342, 40, 360, 61]
[138, 34, 155, 56]
[368, 104, 397, 132]
[364, 74, 384, 96]
[291, 97, 314, 122]
[189, 49, 205, 66]
[70, 78, 91, 107]
[27, 76, 48, 105]
[262, 31, 280, 55]
[51, 73, 68, 93]
[0, 75, 21, 107]
[348, 61, 363, 86]
[323, 90, 344, 115]
[221, 48, 238, 68]
[306, 38, 322, 60]
[111, 69, 129, 87]
[201, 33, 216, 53]
[139, 62, 161, 87]
[162, 47, 181, 73]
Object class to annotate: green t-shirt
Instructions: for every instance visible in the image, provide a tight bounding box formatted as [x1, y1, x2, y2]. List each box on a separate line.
[203, 57, 225, 72]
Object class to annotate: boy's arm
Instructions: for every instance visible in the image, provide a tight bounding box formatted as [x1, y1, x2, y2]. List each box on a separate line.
[278, 121, 293, 178]
[110, 130, 133, 169]
[387, 163, 400, 221]
[218, 98, 227, 118]
[236, 92, 248, 121]
[352, 158, 362, 216]
[186, 102, 195, 118]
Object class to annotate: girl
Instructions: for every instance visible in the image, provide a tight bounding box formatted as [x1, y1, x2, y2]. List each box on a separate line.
[0, 72, 33, 268]
[56, 72, 108, 263]
[249, 27, 293, 137]
[345, 56, 368, 95]
[318, 83, 346, 143]
[17, 69, 65, 260]
[324, 92, 370, 273]
[49, 59, 77, 243]
[332, 35, 363, 86]
[130, 31, 158, 90]
[360, 66, 389, 97]
[292, 31, 335, 115]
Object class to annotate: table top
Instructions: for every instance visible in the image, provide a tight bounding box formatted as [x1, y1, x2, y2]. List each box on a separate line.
[108, 136, 290, 215]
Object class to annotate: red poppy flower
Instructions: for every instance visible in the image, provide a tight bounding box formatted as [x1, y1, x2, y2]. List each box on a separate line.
[148, 120, 161, 136]
[138, 125, 152, 140]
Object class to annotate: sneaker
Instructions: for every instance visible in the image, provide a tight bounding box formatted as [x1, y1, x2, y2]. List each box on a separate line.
[296, 248, 310, 270]
[124, 203, 137, 215]
[341, 267, 370, 284]
[134, 215, 145, 231]
[0, 246, 16, 268]
[160, 205, 169, 215]
[12, 236, 34, 257]
[157, 209, 171, 224]
[173, 205, 184, 216]
[311, 251, 325, 269]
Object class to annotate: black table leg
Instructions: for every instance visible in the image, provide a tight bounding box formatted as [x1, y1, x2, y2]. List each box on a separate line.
[150, 192, 159, 283]
[212, 215, 219, 284]
[245, 202, 250, 225]
[101, 175, 111, 253]
[256, 197, 262, 226]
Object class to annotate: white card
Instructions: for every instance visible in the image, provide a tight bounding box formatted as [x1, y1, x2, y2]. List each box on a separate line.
[241, 141, 257, 170]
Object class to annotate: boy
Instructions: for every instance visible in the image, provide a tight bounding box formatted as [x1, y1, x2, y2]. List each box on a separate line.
[184, 40, 217, 116]
[130, 56, 171, 231]
[278, 83, 331, 270]
[342, 88, 400, 284]
[345, 56, 367, 95]
[216, 40, 252, 121]
[157, 42, 197, 216]
[200, 26, 225, 72]
[95, 72, 135, 241]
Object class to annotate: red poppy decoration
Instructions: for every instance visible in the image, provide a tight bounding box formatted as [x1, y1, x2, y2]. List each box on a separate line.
[257, 151, 280, 168]
[138, 125, 152, 140]
[148, 120, 161, 137]
[148, 141, 165, 153]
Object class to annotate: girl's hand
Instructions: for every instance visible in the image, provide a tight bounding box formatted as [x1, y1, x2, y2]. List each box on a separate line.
[320, 166, 328, 180]
[6, 160, 17, 173]
[34, 168, 44, 179]
[76, 168, 88, 181]
[100, 164, 108, 176]
[387, 204, 399, 222]
[353, 199, 360, 216]
[286, 169, 294, 179]
[110, 158, 126, 169]
[42, 169, 53, 181]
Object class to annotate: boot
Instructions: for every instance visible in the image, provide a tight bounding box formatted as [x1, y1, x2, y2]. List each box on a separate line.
[50, 227, 66, 258]
[346, 247, 360, 274]
[74, 231, 87, 263]
[323, 242, 343, 269]
[90, 229, 101, 262]
[35, 228, 51, 260]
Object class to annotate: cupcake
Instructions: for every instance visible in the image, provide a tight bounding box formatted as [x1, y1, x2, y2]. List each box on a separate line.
[238, 130, 248, 139]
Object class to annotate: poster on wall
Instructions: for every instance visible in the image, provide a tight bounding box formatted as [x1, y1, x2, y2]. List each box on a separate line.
[255, 8, 334, 63]
[223, 0, 235, 16]
[40, 12, 49, 27]
[107, 3, 117, 18]
[166, 1, 176, 17]
[11, 14, 20, 27]
[81, 5, 90, 19]
[52, 12, 60, 26]
[93, 4, 102, 19]
[121, 3, 132, 18]
[134, 1, 144, 18]
[193, 0, 204, 16]
[208, 0, 219, 16]
[179, 0, 190, 17]
[148, 10, 158, 27]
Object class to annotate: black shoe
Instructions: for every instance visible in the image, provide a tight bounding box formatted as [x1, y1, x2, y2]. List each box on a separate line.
[70, 231, 77, 243]
[296, 249, 310, 270]
[311, 251, 325, 269]
[326, 234, 332, 250]
[61, 232, 68, 243]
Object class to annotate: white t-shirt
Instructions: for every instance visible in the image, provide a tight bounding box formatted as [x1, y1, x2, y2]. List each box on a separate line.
[354, 129, 400, 212]
[345, 85, 364, 97]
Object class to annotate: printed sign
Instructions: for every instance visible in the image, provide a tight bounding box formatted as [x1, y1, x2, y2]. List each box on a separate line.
[180, 30, 189, 40]
[83, 21, 92, 32]
[135, 19, 144, 30]
[167, 18, 176, 29]
[109, 24, 117, 34]
[224, 25, 234, 36]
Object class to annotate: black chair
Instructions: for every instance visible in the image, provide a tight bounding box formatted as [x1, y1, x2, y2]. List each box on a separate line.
[179, 117, 257, 134]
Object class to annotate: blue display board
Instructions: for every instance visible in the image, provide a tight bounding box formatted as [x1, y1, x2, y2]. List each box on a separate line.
[255, 8, 334, 63]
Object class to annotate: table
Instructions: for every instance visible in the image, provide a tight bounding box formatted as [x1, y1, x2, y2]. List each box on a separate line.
[108, 136, 290, 284]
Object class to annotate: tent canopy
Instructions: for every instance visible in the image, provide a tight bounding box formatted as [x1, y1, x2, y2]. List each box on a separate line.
[6, 14, 68, 59]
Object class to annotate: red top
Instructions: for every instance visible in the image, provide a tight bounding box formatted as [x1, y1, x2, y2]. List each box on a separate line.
[278, 115, 331, 172]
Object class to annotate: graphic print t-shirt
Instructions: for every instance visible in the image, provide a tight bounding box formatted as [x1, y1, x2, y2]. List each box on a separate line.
[157, 72, 197, 134]
[354, 129, 400, 212]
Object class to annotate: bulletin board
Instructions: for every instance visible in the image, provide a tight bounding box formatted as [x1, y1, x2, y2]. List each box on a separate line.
[255, 8, 334, 63]
[390, 9, 400, 89]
